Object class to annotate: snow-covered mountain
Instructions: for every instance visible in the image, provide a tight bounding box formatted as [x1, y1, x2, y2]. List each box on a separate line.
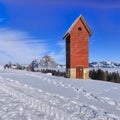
[39, 57, 120, 69]
[89, 61, 120, 68]
[39, 55, 60, 68]
[29, 55, 65, 71]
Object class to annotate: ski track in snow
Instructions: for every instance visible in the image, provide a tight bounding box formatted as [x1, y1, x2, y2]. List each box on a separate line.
[0, 70, 120, 119]
[25, 73, 120, 111]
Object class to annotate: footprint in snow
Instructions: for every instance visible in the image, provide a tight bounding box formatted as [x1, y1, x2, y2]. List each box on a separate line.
[68, 84, 73, 88]
[58, 82, 65, 87]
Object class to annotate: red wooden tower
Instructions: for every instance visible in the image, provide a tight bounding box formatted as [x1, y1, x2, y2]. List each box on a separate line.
[63, 15, 92, 79]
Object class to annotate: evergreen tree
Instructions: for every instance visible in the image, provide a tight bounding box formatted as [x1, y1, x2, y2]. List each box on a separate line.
[104, 70, 109, 81]
[92, 69, 97, 79]
[96, 69, 105, 80]
[89, 69, 120, 84]
[89, 70, 93, 78]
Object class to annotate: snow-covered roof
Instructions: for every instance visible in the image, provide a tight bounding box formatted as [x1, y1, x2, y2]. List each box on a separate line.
[63, 15, 93, 39]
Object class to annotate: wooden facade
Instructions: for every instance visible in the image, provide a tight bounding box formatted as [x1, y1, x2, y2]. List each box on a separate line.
[63, 15, 92, 79]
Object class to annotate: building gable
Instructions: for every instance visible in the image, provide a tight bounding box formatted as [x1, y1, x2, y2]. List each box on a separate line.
[63, 15, 92, 39]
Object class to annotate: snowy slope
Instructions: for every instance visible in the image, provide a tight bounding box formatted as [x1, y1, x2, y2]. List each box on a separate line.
[0, 68, 120, 120]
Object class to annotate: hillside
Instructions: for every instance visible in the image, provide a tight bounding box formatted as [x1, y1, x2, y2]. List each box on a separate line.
[0, 68, 120, 119]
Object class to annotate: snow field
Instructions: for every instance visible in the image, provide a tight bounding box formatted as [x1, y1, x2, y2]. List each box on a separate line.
[0, 77, 72, 120]
[0, 69, 120, 119]
[25, 72, 120, 112]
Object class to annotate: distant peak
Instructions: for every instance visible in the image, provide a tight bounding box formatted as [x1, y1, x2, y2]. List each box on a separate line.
[40, 55, 59, 68]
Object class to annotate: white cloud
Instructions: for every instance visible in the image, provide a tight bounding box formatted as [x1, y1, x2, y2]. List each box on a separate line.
[0, 28, 66, 65]
[0, 28, 48, 64]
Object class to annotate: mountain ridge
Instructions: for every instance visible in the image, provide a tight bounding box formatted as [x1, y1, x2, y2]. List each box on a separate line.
[89, 61, 120, 68]
[30, 56, 120, 69]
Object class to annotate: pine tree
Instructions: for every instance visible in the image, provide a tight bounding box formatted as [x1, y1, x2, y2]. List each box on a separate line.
[92, 69, 97, 79]
[104, 70, 109, 81]
[96, 69, 105, 80]
[89, 69, 120, 84]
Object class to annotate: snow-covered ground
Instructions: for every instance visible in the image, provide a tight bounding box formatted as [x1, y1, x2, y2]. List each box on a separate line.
[0, 68, 120, 120]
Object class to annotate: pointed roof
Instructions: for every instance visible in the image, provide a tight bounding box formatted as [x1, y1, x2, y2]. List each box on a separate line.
[63, 15, 93, 39]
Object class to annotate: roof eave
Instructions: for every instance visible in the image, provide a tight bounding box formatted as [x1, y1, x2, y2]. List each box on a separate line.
[63, 32, 70, 39]
[80, 15, 93, 36]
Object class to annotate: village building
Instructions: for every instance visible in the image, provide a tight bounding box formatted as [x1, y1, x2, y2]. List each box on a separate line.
[63, 15, 92, 79]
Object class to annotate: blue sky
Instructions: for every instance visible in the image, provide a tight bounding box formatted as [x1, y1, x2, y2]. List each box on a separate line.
[0, 0, 120, 65]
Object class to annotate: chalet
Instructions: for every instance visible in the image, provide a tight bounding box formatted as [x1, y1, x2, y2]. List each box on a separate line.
[63, 15, 92, 79]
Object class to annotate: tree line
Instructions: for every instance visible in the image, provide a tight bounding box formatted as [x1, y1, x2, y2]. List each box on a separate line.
[40, 69, 66, 77]
[89, 69, 120, 83]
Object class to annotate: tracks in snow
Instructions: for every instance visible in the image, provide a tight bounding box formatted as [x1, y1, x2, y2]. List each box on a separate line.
[25, 73, 120, 111]
[0, 75, 119, 119]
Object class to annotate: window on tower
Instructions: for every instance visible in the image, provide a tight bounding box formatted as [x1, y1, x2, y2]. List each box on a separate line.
[78, 27, 82, 31]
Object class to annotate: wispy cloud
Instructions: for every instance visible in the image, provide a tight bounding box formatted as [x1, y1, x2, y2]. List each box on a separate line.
[0, 28, 48, 64]
[0, 28, 66, 65]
